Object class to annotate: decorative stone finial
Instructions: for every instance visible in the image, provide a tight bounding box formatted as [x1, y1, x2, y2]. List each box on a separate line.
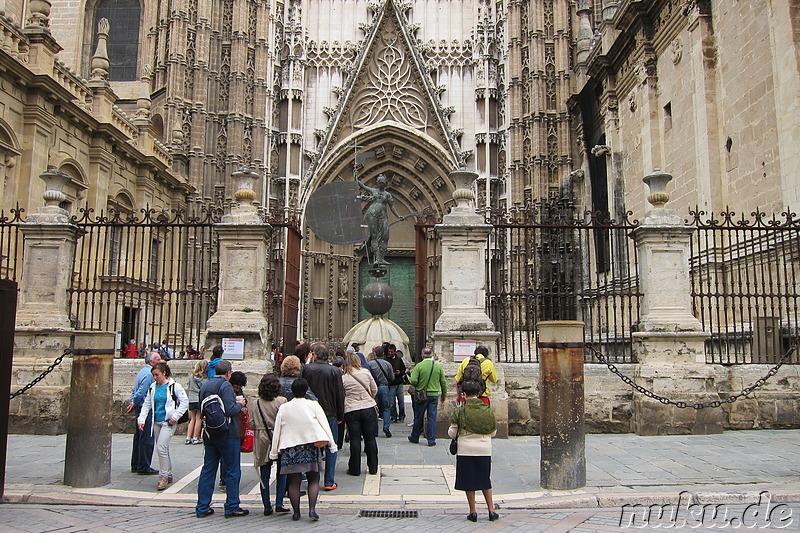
[136, 64, 152, 120]
[27, 0, 51, 29]
[40, 168, 70, 208]
[232, 167, 259, 207]
[91, 18, 110, 81]
[449, 170, 477, 211]
[643, 169, 673, 208]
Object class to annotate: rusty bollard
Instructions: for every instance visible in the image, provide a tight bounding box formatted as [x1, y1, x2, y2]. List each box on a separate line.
[64, 332, 115, 488]
[538, 321, 586, 490]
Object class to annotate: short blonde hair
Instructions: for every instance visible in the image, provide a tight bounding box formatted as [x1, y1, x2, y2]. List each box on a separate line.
[281, 355, 302, 377]
[192, 359, 208, 378]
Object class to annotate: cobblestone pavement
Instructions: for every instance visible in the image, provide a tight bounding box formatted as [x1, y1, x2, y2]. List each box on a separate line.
[0, 502, 798, 532]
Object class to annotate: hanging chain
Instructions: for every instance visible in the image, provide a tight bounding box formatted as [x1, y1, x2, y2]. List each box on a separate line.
[586, 338, 799, 409]
[9, 348, 73, 399]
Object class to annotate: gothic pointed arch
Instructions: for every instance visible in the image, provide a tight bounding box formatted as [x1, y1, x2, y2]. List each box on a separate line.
[303, 0, 464, 205]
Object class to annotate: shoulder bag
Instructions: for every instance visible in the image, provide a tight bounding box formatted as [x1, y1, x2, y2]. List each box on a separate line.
[409, 361, 434, 403]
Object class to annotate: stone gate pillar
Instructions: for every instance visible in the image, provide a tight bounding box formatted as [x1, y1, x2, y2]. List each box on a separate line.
[431, 170, 505, 437]
[631, 169, 723, 435]
[204, 168, 272, 362]
[12, 170, 77, 433]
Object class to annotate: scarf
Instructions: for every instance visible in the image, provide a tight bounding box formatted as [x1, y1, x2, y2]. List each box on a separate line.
[451, 398, 496, 435]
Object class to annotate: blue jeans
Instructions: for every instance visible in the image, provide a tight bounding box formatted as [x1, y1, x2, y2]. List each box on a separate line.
[376, 385, 391, 431]
[410, 394, 439, 445]
[388, 384, 406, 420]
[196, 437, 241, 516]
[259, 463, 273, 512]
[131, 405, 154, 472]
[325, 415, 338, 487]
[274, 473, 288, 508]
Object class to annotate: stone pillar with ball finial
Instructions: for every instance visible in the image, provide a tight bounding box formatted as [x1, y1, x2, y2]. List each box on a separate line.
[204, 167, 274, 361]
[630, 169, 722, 435]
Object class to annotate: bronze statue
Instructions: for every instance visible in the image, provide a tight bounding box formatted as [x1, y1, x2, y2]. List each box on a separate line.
[357, 173, 402, 266]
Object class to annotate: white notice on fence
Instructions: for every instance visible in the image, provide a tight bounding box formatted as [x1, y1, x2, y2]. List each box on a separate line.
[222, 338, 245, 360]
[453, 340, 477, 363]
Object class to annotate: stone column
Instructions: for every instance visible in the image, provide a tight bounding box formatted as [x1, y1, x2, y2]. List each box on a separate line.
[63, 331, 115, 488]
[12, 170, 78, 434]
[204, 168, 272, 362]
[431, 170, 505, 436]
[630, 170, 723, 435]
[539, 321, 585, 490]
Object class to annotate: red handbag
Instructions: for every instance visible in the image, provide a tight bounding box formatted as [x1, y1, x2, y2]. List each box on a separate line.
[240, 412, 254, 453]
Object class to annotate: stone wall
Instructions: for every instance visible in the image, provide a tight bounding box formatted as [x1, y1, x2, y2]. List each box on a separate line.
[10, 356, 800, 435]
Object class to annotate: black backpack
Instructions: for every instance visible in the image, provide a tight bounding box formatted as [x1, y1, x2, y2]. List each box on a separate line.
[459, 356, 486, 394]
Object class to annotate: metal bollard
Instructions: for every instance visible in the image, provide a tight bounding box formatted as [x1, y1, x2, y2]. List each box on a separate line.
[63, 332, 115, 488]
[538, 321, 586, 490]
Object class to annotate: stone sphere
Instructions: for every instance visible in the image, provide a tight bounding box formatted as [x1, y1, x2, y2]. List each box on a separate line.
[362, 281, 393, 315]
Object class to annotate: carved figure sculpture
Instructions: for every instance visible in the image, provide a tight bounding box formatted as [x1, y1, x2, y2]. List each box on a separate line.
[357, 173, 401, 266]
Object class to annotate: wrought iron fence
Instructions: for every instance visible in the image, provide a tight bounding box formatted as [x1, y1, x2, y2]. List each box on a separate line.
[689, 209, 800, 364]
[486, 200, 641, 363]
[0, 206, 24, 281]
[68, 202, 222, 355]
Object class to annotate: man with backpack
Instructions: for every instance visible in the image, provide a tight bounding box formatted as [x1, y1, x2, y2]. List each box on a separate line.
[455, 345, 498, 405]
[195, 359, 249, 519]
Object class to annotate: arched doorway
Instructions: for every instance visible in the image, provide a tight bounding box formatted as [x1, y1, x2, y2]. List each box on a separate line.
[298, 124, 456, 353]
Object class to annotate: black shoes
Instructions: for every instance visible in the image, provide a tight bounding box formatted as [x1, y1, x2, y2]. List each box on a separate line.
[309, 511, 319, 521]
[196, 508, 214, 518]
[427, 441, 437, 446]
[263, 508, 273, 516]
[407, 436, 419, 444]
[292, 511, 301, 521]
[489, 511, 500, 521]
[384, 427, 392, 438]
[137, 468, 158, 475]
[224, 508, 249, 518]
[275, 506, 291, 513]
[467, 513, 477, 522]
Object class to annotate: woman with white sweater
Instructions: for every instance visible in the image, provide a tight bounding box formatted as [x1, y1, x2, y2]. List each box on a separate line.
[269, 378, 336, 522]
[448, 379, 499, 522]
[137, 362, 189, 490]
[342, 351, 379, 476]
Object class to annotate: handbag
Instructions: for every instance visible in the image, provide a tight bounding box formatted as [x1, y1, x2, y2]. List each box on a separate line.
[409, 361, 434, 403]
[240, 412, 254, 453]
[449, 423, 460, 455]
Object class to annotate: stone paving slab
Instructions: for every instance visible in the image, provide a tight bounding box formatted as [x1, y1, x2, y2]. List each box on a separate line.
[4, 427, 800, 513]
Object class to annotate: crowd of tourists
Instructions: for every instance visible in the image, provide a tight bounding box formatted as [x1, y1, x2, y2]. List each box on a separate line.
[127, 340, 500, 522]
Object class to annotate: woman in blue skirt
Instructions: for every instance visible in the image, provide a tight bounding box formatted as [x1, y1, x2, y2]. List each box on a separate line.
[448, 379, 499, 522]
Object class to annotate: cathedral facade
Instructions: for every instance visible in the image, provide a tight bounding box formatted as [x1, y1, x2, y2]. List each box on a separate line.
[0, 0, 798, 355]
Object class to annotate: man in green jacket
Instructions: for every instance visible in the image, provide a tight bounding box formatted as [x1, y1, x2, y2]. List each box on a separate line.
[407, 347, 447, 446]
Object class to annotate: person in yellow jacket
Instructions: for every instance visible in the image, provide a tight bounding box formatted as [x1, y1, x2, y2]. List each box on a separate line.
[454, 345, 498, 405]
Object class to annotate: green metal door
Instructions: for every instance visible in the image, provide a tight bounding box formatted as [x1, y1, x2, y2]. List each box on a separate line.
[359, 257, 416, 358]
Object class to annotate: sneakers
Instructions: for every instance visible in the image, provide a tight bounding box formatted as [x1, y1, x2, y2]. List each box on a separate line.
[323, 482, 338, 491]
[191, 438, 202, 445]
[184, 438, 192, 445]
[157, 477, 169, 490]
